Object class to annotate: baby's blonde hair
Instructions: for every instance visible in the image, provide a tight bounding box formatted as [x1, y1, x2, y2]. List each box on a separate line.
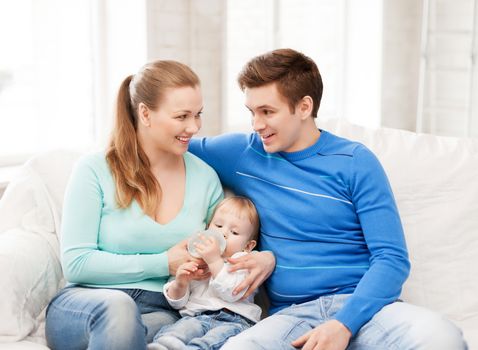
[210, 196, 260, 240]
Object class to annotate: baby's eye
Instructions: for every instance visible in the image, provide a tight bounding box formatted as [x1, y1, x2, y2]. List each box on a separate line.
[214, 224, 222, 228]
[231, 231, 239, 236]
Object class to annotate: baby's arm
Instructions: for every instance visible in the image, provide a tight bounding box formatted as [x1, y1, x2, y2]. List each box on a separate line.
[165, 261, 199, 300]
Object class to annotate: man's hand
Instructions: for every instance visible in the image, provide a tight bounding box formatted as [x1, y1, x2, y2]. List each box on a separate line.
[227, 250, 275, 298]
[291, 320, 352, 350]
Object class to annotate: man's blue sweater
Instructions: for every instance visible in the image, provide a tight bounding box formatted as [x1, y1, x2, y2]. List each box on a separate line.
[189, 130, 410, 335]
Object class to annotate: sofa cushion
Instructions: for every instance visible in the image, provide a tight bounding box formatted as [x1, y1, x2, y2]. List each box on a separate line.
[0, 229, 63, 344]
[0, 149, 81, 237]
[0, 150, 80, 345]
[318, 118, 478, 346]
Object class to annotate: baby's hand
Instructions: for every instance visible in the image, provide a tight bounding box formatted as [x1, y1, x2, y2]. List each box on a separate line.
[175, 261, 200, 287]
[195, 235, 222, 265]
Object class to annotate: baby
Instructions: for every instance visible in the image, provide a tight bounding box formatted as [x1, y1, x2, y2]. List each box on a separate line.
[150, 196, 262, 350]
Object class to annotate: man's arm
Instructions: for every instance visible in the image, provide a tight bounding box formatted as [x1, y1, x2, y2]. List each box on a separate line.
[334, 145, 410, 334]
[291, 145, 409, 350]
[189, 133, 252, 187]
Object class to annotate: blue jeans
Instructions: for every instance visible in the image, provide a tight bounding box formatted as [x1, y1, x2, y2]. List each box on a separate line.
[45, 285, 180, 350]
[222, 294, 468, 350]
[150, 310, 253, 350]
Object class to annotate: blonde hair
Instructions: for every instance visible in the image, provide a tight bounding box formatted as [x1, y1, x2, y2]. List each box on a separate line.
[106, 60, 200, 216]
[210, 196, 260, 240]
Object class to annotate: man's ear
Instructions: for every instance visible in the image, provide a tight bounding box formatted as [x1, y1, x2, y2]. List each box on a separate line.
[243, 240, 257, 253]
[138, 102, 151, 127]
[298, 96, 313, 120]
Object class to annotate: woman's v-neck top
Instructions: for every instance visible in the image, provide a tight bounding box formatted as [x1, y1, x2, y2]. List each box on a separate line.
[60, 151, 223, 291]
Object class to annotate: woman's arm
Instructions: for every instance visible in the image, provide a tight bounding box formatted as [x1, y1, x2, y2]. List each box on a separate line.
[61, 156, 170, 285]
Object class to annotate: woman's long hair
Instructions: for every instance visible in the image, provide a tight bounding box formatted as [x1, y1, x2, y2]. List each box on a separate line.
[106, 60, 200, 217]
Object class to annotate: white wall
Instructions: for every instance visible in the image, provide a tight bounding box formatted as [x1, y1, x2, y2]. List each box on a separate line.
[381, 0, 423, 131]
[382, 0, 478, 137]
[146, 0, 224, 136]
[144, 0, 386, 135]
[343, 0, 383, 128]
[93, 0, 148, 147]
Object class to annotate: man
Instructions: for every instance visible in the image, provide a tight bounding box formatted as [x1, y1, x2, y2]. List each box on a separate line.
[189, 48, 466, 350]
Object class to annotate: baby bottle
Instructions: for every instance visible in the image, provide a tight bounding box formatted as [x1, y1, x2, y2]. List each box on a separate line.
[187, 229, 227, 258]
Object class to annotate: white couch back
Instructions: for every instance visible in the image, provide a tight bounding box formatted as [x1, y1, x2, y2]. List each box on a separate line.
[0, 150, 81, 347]
[1, 122, 477, 348]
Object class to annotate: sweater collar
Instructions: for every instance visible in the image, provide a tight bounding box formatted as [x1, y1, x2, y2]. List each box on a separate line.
[277, 129, 328, 161]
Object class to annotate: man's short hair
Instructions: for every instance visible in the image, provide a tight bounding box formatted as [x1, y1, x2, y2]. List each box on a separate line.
[237, 48, 323, 118]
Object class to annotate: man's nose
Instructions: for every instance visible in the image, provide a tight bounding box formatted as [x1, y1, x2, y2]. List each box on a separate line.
[252, 115, 265, 131]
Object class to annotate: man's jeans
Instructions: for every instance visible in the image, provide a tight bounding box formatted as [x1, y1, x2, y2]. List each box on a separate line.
[222, 294, 468, 350]
[45, 285, 179, 350]
[150, 309, 253, 350]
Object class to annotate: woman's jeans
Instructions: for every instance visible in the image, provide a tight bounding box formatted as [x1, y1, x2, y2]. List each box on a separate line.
[45, 285, 179, 350]
[150, 309, 253, 350]
[222, 294, 468, 350]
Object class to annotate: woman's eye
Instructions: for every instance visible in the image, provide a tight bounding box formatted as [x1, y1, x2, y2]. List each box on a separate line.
[195, 112, 203, 119]
[176, 115, 187, 120]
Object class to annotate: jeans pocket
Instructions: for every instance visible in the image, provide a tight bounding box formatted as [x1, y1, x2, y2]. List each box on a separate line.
[326, 293, 351, 317]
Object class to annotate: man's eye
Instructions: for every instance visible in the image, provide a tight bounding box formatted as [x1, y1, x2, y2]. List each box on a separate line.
[176, 115, 187, 120]
[195, 112, 203, 119]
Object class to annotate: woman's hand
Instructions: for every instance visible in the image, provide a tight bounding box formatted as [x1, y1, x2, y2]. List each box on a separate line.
[167, 239, 210, 280]
[227, 250, 276, 298]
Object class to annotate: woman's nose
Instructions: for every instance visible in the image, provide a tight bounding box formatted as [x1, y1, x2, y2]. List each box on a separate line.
[186, 118, 201, 134]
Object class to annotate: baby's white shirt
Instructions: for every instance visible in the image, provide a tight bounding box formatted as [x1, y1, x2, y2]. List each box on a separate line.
[163, 252, 262, 323]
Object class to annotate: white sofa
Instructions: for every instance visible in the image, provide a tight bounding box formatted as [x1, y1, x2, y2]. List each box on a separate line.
[0, 119, 477, 349]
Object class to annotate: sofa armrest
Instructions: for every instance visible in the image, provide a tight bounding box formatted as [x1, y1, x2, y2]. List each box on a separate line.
[0, 229, 64, 343]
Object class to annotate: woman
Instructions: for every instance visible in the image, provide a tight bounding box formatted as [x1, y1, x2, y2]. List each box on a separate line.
[45, 60, 223, 349]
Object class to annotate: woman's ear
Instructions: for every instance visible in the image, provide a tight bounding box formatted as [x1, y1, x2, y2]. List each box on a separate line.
[138, 102, 151, 127]
[243, 240, 257, 253]
[298, 95, 313, 120]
